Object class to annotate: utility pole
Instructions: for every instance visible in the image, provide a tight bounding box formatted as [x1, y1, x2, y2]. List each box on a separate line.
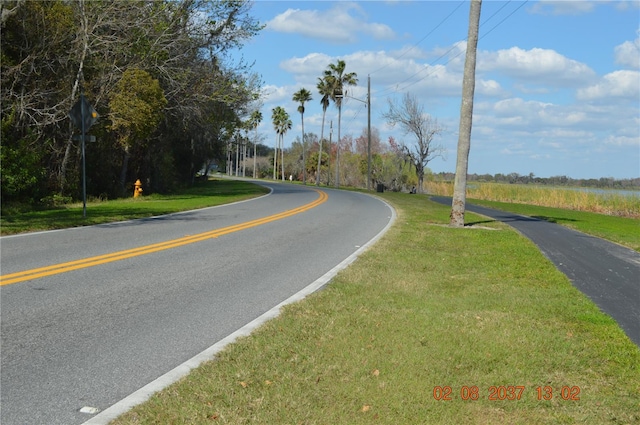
[450, 0, 482, 227]
[366, 74, 371, 191]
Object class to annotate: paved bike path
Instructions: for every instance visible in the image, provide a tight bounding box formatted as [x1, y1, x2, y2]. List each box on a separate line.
[431, 196, 640, 347]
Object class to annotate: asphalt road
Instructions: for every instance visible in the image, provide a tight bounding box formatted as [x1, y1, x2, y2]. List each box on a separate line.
[431, 196, 640, 347]
[0, 182, 394, 425]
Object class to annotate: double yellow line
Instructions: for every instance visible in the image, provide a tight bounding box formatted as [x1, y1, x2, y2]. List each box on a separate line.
[1, 189, 328, 286]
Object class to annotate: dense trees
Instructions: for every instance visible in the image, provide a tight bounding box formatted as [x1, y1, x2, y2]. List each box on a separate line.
[1, 0, 262, 206]
[433, 172, 640, 190]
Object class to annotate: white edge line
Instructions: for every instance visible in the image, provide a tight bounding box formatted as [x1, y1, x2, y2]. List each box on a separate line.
[81, 195, 396, 425]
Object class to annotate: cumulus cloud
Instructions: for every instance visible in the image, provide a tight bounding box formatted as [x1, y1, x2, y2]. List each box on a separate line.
[280, 53, 334, 76]
[261, 84, 291, 103]
[266, 3, 395, 44]
[614, 33, 640, 69]
[480, 47, 596, 86]
[481, 97, 598, 131]
[577, 70, 640, 100]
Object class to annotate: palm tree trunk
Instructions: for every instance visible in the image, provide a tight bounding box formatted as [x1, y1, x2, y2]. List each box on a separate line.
[253, 128, 258, 178]
[273, 136, 277, 180]
[335, 105, 341, 187]
[450, 0, 481, 227]
[301, 114, 306, 184]
[280, 134, 285, 181]
[316, 110, 326, 186]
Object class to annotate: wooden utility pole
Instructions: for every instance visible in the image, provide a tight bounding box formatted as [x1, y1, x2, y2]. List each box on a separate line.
[450, 0, 482, 227]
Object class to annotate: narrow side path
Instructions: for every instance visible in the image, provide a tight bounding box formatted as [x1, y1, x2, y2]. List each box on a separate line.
[431, 196, 640, 347]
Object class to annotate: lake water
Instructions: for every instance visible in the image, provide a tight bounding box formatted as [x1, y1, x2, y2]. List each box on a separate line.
[563, 187, 640, 198]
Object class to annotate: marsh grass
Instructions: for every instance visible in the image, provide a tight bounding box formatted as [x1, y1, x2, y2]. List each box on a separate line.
[425, 181, 640, 218]
[111, 192, 640, 425]
[0, 179, 269, 235]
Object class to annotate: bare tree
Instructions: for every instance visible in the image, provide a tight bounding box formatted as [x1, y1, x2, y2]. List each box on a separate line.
[450, 0, 482, 227]
[382, 93, 445, 193]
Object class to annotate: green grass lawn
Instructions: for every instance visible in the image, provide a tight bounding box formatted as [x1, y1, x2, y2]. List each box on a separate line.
[0, 179, 270, 236]
[109, 191, 640, 425]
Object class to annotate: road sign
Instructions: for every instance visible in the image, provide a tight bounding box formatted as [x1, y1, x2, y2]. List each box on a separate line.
[69, 94, 98, 131]
[68, 93, 98, 218]
[72, 135, 96, 143]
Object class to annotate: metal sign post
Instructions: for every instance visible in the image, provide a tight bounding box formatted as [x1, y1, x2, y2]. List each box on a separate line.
[69, 92, 98, 218]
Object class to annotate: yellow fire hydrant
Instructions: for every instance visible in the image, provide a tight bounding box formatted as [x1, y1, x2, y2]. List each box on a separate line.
[133, 179, 143, 198]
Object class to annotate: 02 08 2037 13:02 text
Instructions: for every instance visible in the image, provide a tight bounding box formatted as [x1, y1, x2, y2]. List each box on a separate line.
[432, 385, 581, 401]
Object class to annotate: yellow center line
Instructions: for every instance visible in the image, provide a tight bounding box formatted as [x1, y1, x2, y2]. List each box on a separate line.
[1, 189, 328, 286]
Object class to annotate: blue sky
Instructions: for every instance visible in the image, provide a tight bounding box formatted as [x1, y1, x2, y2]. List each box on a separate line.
[232, 0, 640, 179]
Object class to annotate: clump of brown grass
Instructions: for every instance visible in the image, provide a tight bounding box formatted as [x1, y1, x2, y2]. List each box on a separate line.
[424, 182, 640, 218]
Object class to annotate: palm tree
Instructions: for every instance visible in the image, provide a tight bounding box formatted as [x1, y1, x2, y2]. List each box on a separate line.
[292, 88, 312, 184]
[271, 106, 291, 181]
[316, 77, 332, 186]
[324, 60, 357, 187]
[271, 107, 282, 180]
[249, 110, 262, 178]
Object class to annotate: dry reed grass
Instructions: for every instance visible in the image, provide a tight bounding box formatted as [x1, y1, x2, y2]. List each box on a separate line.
[424, 181, 640, 218]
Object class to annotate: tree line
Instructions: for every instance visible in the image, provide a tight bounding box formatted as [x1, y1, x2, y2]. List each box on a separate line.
[432, 172, 640, 190]
[264, 60, 444, 193]
[1, 0, 263, 207]
[223, 126, 419, 192]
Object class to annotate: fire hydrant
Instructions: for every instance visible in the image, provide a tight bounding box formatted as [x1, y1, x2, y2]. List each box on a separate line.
[133, 179, 143, 198]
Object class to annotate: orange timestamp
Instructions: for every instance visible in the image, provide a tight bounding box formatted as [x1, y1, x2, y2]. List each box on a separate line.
[433, 385, 581, 401]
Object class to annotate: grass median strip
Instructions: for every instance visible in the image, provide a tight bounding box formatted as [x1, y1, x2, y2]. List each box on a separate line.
[111, 192, 640, 425]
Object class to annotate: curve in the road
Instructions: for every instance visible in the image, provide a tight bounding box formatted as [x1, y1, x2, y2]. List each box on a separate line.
[0, 189, 328, 286]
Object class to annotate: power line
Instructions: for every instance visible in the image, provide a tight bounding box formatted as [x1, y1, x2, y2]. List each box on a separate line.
[339, 102, 367, 136]
[369, 0, 466, 76]
[374, 1, 529, 98]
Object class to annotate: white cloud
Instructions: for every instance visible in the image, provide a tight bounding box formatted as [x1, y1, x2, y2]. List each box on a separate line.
[577, 70, 640, 100]
[261, 84, 290, 103]
[280, 53, 334, 77]
[266, 3, 395, 44]
[604, 134, 640, 146]
[480, 47, 596, 86]
[476, 79, 505, 97]
[529, 1, 596, 16]
[614, 34, 640, 69]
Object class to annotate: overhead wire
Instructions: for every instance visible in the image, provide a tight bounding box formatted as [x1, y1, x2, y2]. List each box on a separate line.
[373, 1, 529, 98]
[368, 0, 466, 76]
[340, 101, 367, 137]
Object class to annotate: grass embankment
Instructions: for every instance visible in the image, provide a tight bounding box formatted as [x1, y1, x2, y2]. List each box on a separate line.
[0, 179, 269, 236]
[111, 191, 640, 425]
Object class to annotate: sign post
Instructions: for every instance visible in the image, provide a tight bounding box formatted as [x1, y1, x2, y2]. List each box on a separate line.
[69, 92, 98, 218]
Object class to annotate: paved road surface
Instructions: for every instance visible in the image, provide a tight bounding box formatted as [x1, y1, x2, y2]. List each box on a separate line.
[431, 196, 640, 347]
[0, 183, 394, 425]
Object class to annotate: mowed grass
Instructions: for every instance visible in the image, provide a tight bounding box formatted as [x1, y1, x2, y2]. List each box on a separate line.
[0, 179, 270, 236]
[111, 191, 640, 425]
